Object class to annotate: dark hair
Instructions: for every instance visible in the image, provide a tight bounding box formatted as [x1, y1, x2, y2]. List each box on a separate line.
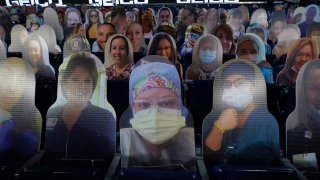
[109, 35, 129, 54]
[148, 33, 177, 65]
[98, 22, 116, 32]
[111, 6, 126, 20]
[86, 9, 101, 30]
[0, 6, 14, 40]
[214, 24, 236, 54]
[62, 53, 98, 96]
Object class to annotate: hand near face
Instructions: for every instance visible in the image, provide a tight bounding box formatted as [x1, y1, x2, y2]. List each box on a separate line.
[216, 108, 238, 131]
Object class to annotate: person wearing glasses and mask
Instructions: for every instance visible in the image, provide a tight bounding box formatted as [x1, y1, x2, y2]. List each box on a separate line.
[120, 60, 195, 170]
[277, 38, 319, 86]
[204, 60, 279, 165]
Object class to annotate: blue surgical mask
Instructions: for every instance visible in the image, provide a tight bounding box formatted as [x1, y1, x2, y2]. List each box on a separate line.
[199, 50, 216, 64]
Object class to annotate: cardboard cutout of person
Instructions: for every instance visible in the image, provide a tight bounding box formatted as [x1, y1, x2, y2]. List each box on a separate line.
[0, 57, 41, 162]
[104, 34, 134, 80]
[120, 58, 195, 170]
[22, 33, 55, 79]
[286, 59, 320, 171]
[84, 9, 104, 39]
[0, 40, 6, 61]
[45, 52, 116, 160]
[43, 8, 64, 41]
[186, 34, 223, 80]
[38, 25, 62, 55]
[203, 59, 280, 165]
[64, 8, 81, 28]
[63, 34, 91, 59]
[8, 25, 28, 53]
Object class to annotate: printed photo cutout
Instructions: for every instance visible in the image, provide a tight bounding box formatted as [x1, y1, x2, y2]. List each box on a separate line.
[272, 24, 301, 60]
[292, 7, 305, 25]
[63, 34, 91, 59]
[84, 9, 104, 39]
[120, 61, 195, 171]
[203, 8, 219, 35]
[55, 52, 116, 119]
[276, 37, 319, 86]
[307, 22, 320, 52]
[65, 8, 81, 28]
[8, 25, 28, 53]
[186, 34, 223, 81]
[0, 57, 41, 162]
[180, 23, 204, 56]
[226, 8, 244, 40]
[0, 40, 6, 61]
[92, 23, 116, 53]
[26, 14, 40, 32]
[156, 7, 175, 28]
[22, 33, 55, 80]
[203, 59, 280, 165]
[250, 8, 268, 29]
[38, 25, 61, 55]
[45, 52, 116, 160]
[299, 5, 320, 37]
[104, 34, 134, 80]
[269, 10, 287, 44]
[286, 59, 320, 171]
[43, 8, 64, 41]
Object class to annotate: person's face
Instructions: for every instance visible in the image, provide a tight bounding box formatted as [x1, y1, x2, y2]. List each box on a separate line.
[112, 15, 127, 35]
[293, 14, 302, 24]
[159, 9, 170, 24]
[272, 20, 284, 40]
[81, 4, 88, 14]
[156, 39, 172, 60]
[200, 40, 213, 51]
[142, 14, 152, 28]
[58, 13, 64, 26]
[294, 44, 313, 71]
[76, 25, 86, 37]
[181, 9, 195, 26]
[28, 40, 41, 65]
[306, 7, 317, 22]
[31, 24, 39, 31]
[306, 69, 320, 110]
[133, 88, 180, 113]
[67, 12, 80, 27]
[237, 40, 258, 63]
[127, 24, 144, 48]
[90, 10, 98, 24]
[27, 6, 35, 15]
[0, 65, 25, 112]
[110, 37, 128, 64]
[65, 65, 93, 105]
[207, 12, 218, 31]
[97, 25, 115, 52]
[228, 14, 242, 31]
[216, 29, 232, 54]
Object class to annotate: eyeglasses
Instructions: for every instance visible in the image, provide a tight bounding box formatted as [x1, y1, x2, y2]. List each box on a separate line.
[237, 49, 258, 56]
[295, 53, 313, 59]
[133, 97, 181, 112]
[223, 78, 250, 89]
[156, 46, 171, 53]
[90, 14, 97, 18]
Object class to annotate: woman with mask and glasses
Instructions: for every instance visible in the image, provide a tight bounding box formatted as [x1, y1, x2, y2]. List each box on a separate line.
[120, 59, 195, 171]
[186, 34, 223, 80]
[204, 60, 279, 165]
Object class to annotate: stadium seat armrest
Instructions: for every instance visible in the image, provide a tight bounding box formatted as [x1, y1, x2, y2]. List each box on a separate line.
[105, 153, 121, 180]
[14, 150, 46, 179]
[196, 156, 209, 180]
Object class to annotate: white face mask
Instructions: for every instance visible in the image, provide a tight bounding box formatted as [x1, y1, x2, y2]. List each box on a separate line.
[199, 50, 216, 65]
[222, 86, 253, 110]
[130, 107, 186, 145]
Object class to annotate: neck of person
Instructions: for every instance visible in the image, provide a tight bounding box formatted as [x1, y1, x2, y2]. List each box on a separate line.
[115, 62, 129, 75]
[143, 26, 152, 33]
[66, 101, 88, 112]
[201, 63, 215, 73]
[237, 102, 256, 128]
[143, 138, 171, 158]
